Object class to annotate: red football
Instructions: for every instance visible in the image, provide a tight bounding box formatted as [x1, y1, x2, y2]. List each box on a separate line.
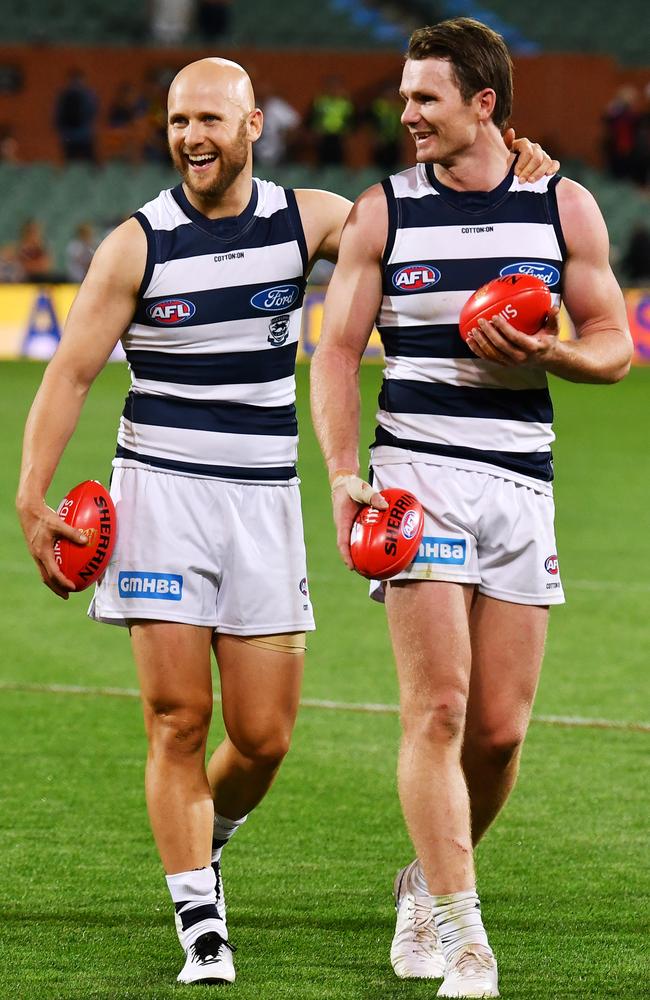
[459, 273, 552, 341]
[350, 488, 424, 580]
[54, 480, 117, 591]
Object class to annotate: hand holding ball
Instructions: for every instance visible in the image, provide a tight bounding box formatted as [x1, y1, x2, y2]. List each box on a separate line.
[54, 480, 116, 590]
[350, 488, 424, 580]
[459, 274, 552, 342]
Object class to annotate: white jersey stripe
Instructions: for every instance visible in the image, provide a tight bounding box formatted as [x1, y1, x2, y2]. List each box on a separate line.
[118, 418, 298, 469]
[125, 314, 301, 354]
[146, 240, 303, 296]
[376, 409, 555, 453]
[393, 221, 563, 263]
[131, 375, 296, 405]
[384, 356, 548, 390]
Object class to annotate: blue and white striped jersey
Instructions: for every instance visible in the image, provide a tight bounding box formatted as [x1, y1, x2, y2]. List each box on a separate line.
[372, 161, 566, 494]
[115, 178, 308, 483]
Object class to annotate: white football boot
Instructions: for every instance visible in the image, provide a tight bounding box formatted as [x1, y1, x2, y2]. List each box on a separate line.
[177, 931, 236, 985]
[437, 945, 499, 998]
[175, 859, 226, 947]
[390, 860, 446, 978]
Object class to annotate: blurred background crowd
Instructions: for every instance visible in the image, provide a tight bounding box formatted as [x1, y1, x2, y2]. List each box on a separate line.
[0, 0, 648, 286]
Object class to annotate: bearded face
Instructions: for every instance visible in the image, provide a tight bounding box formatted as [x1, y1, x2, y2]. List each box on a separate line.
[169, 115, 251, 202]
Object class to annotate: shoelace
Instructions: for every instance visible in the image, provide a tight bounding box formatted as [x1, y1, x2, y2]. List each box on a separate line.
[406, 896, 440, 958]
[451, 946, 494, 976]
[191, 931, 236, 965]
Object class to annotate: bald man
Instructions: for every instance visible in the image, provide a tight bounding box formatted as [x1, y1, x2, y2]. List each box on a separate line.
[17, 57, 557, 988]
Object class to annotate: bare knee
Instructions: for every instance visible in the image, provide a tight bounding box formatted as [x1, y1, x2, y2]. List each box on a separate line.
[464, 724, 527, 770]
[401, 690, 468, 746]
[145, 699, 213, 757]
[230, 726, 292, 770]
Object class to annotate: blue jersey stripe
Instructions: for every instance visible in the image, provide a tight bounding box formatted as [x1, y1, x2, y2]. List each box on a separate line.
[396, 189, 555, 229]
[134, 279, 306, 327]
[384, 256, 562, 296]
[379, 325, 474, 359]
[285, 188, 309, 272]
[126, 342, 298, 385]
[373, 427, 553, 482]
[133, 212, 156, 300]
[379, 379, 553, 424]
[122, 393, 298, 436]
[115, 445, 297, 481]
[149, 207, 301, 262]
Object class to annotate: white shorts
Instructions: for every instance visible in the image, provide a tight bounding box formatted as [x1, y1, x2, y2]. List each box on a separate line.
[370, 462, 565, 606]
[88, 467, 315, 634]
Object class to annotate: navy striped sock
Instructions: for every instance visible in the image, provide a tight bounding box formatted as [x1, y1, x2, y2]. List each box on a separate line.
[166, 866, 227, 949]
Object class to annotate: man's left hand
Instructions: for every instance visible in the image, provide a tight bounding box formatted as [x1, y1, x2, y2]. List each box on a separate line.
[505, 128, 560, 183]
[465, 307, 561, 367]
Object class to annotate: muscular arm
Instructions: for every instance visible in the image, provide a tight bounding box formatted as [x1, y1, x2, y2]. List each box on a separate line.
[545, 179, 632, 381]
[467, 179, 632, 383]
[294, 188, 352, 264]
[310, 185, 387, 567]
[16, 217, 146, 596]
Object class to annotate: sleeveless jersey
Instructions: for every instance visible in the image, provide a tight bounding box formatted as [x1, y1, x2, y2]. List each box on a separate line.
[373, 161, 566, 494]
[114, 178, 308, 483]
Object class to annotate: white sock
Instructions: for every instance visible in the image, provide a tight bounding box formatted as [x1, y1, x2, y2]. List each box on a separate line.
[411, 859, 431, 895]
[431, 890, 491, 963]
[212, 813, 247, 863]
[166, 866, 227, 948]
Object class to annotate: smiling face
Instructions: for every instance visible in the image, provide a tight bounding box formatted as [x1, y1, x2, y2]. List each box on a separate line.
[167, 59, 261, 207]
[400, 57, 487, 167]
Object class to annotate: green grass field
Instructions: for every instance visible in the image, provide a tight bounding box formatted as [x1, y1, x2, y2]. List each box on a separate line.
[1, 360, 648, 999]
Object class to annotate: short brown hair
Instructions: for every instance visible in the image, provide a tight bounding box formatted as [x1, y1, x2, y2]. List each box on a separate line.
[407, 17, 513, 131]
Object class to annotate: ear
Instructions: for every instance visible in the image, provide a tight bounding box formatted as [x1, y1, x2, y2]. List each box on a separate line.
[248, 107, 263, 142]
[475, 88, 496, 122]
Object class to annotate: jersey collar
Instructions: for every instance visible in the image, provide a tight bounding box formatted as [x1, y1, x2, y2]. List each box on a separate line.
[172, 180, 259, 240]
[424, 158, 517, 214]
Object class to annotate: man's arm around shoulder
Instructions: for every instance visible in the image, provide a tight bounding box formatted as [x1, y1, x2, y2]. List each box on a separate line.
[294, 188, 352, 264]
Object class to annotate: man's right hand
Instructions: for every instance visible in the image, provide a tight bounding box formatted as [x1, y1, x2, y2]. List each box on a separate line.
[330, 472, 388, 571]
[16, 498, 88, 599]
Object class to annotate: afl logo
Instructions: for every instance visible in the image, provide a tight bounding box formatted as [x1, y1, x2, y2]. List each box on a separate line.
[401, 509, 420, 540]
[147, 298, 196, 325]
[500, 262, 560, 287]
[251, 284, 300, 312]
[393, 264, 441, 291]
[544, 555, 559, 575]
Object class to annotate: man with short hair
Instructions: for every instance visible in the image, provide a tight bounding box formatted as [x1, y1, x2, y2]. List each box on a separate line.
[311, 17, 631, 999]
[17, 52, 557, 989]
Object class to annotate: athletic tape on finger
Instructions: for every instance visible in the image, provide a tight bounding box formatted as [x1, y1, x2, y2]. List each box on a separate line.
[330, 473, 377, 504]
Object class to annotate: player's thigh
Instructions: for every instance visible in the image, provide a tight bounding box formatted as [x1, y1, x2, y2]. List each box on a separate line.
[370, 463, 483, 596]
[213, 633, 304, 756]
[215, 482, 315, 636]
[385, 580, 475, 709]
[477, 478, 564, 606]
[130, 620, 215, 719]
[465, 594, 548, 741]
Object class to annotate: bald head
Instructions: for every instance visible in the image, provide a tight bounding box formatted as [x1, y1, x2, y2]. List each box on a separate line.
[169, 58, 255, 115]
[166, 57, 263, 209]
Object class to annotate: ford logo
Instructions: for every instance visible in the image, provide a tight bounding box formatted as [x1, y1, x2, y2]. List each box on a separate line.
[500, 262, 560, 287]
[250, 284, 300, 312]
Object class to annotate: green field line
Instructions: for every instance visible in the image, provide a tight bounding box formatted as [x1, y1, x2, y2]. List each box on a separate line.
[1, 680, 648, 733]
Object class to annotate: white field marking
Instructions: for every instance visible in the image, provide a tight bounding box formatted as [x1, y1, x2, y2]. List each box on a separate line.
[1, 680, 648, 734]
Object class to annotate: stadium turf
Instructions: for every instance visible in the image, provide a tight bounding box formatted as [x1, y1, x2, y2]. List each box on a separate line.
[1, 360, 648, 998]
